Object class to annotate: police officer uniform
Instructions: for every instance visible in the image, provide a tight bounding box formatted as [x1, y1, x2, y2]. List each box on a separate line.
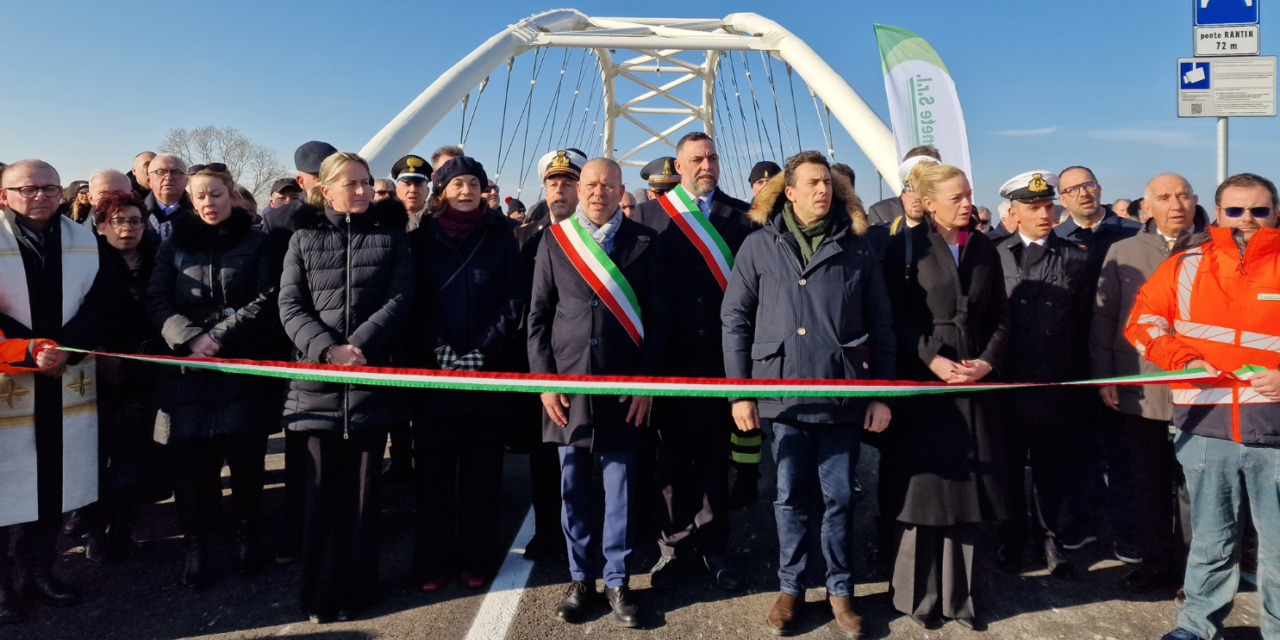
[390, 154, 432, 232]
[640, 157, 680, 199]
[993, 171, 1094, 579]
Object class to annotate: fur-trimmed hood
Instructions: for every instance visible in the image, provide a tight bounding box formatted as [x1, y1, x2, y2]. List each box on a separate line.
[747, 168, 867, 235]
[288, 197, 409, 232]
[169, 207, 255, 252]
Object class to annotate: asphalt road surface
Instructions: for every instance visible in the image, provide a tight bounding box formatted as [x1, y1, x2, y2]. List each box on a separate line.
[13, 430, 1267, 640]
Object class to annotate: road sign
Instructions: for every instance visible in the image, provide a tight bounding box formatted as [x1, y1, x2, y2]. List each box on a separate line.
[1195, 24, 1261, 55]
[1178, 56, 1277, 116]
[1195, 0, 1261, 27]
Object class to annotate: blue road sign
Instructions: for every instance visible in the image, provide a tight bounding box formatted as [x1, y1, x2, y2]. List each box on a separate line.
[1195, 0, 1261, 26]
[1181, 61, 1212, 89]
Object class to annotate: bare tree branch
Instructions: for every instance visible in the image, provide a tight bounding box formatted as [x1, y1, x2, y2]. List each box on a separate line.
[158, 126, 292, 202]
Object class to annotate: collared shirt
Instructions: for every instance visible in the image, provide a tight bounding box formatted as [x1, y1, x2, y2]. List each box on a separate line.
[1019, 232, 1048, 247]
[696, 191, 713, 215]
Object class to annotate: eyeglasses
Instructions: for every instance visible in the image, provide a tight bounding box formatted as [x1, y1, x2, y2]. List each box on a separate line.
[1223, 206, 1273, 218]
[1060, 181, 1100, 196]
[149, 168, 187, 178]
[108, 217, 146, 229]
[976, 220, 991, 228]
[4, 185, 62, 199]
[189, 163, 227, 174]
[374, 190, 394, 196]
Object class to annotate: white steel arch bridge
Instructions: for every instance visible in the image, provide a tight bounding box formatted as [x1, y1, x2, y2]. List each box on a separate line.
[359, 9, 902, 197]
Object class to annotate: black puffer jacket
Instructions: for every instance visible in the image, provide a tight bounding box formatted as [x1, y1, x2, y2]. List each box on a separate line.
[279, 199, 414, 433]
[146, 208, 281, 441]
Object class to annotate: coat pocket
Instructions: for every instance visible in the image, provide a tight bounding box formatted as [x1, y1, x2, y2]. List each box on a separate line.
[841, 335, 871, 380]
[750, 340, 784, 380]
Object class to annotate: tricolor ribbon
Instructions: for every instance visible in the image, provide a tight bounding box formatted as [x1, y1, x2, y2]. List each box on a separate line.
[62, 348, 1254, 398]
[657, 184, 735, 291]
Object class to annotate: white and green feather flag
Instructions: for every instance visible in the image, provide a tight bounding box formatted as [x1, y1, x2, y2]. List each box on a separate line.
[874, 24, 973, 186]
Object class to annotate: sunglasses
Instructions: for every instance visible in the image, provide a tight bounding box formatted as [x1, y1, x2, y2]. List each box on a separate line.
[1223, 206, 1273, 218]
[189, 162, 228, 174]
[374, 190, 394, 196]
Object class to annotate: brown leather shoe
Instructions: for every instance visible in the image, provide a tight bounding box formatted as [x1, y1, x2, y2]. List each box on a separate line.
[765, 592, 803, 636]
[829, 595, 864, 639]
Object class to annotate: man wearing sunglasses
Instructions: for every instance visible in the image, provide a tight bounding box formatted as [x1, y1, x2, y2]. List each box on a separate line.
[0, 160, 119, 621]
[1126, 173, 1280, 640]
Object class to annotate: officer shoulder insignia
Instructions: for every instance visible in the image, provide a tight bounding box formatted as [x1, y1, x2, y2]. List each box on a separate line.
[1074, 242, 1087, 250]
[1029, 173, 1049, 193]
[551, 151, 570, 169]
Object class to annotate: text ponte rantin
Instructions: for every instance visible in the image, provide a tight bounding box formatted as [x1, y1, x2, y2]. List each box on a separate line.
[1199, 28, 1256, 40]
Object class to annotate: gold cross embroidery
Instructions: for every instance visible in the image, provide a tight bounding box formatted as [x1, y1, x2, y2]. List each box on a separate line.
[66, 370, 94, 396]
[0, 379, 30, 408]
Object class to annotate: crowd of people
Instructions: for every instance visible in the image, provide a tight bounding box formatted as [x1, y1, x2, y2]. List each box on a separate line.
[0, 131, 1278, 640]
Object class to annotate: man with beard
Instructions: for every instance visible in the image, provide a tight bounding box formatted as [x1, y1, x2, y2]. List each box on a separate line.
[0, 160, 118, 623]
[513, 148, 587, 562]
[391, 154, 431, 232]
[633, 132, 754, 592]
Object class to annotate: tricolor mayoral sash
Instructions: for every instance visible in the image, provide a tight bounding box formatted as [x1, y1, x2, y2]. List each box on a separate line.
[550, 216, 645, 346]
[656, 184, 734, 291]
[0, 210, 99, 527]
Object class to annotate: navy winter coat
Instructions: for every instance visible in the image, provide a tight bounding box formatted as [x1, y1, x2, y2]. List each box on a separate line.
[721, 170, 896, 424]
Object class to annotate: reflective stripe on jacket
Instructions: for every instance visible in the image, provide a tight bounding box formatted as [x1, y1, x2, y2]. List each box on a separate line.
[1124, 225, 1280, 444]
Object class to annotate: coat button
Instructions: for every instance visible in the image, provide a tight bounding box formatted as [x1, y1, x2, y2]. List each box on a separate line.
[797, 328, 806, 336]
[591, 299, 598, 307]
[589, 339, 598, 346]
[696, 297, 704, 304]
[1044, 330, 1052, 337]
[698, 329, 706, 337]
[1020, 299, 1028, 305]
[223, 307, 235, 317]
[1045, 301, 1053, 307]
[798, 279, 807, 286]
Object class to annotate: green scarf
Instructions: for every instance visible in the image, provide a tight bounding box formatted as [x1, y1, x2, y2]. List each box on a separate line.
[782, 201, 830, 266]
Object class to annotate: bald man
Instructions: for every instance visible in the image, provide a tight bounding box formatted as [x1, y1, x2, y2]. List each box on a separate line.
[0, 160, 119, 619]
[131, 151, 156, 200]
[528, 157, 670, 627]
[1089, 173, 1201, 594]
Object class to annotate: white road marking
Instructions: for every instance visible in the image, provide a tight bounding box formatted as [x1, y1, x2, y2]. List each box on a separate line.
[463, 506, 538, 640]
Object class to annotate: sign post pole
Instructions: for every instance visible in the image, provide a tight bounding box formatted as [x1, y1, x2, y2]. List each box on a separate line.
[1217, 116, 1229, 183]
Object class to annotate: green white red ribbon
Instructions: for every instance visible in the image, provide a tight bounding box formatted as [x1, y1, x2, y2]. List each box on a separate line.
[657, 184, 735, 291]
[550, 216, 645, 346]
[61, 348, 1246, 398]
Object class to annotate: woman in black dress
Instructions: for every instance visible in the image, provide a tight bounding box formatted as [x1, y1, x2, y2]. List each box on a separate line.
[880, 161, 1011, 629]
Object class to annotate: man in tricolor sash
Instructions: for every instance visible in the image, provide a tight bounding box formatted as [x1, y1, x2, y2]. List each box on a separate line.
[0, 160, 117, 623]
[528, 157, 670, 627]
[632, 132, 754, 592]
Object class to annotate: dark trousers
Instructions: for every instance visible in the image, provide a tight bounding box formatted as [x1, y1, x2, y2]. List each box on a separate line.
[892, 523, 978, 619]
[560, 446, 636, 589]
[169, 433, 267, 537]
[999, 420, 1075, 553]
[388, 423, 412, 469]
[0, 514, 62, 573]
[279, 429, 308, 556]
[411, 419, 505, 579]
[1120, 414, 1180, 562]
[772, 420, 860, 597]
[656, 420, 729, 557]
[529, 443, 563, 542]
[299, 428, 386, 617]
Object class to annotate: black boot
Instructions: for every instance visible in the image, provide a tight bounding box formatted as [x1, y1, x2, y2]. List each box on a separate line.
[233, 520, 263, 576]
[83, 529, 110, 565]
[0, 560, 24, 625]
[182, 535, 209, 590]
[18, 564, 80, 606]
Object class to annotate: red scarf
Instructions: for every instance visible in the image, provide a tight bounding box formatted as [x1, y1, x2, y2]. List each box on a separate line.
[438, 206, 486, 240]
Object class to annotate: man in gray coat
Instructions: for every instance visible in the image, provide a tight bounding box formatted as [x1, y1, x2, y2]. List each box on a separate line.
[1090, 173, 1201, 593]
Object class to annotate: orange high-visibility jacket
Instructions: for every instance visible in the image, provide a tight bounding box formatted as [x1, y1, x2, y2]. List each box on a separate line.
[1125, 225, 1280, 445]
[0, 329, 44, 375]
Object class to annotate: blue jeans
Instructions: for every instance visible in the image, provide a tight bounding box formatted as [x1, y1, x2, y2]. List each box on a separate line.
[1175, 432, 1280, 640]
[772, 420, 861, 597]
[559, 446, 636, 589]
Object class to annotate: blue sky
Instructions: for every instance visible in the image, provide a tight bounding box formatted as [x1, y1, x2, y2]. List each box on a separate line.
[2, 0, 1276, 209]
